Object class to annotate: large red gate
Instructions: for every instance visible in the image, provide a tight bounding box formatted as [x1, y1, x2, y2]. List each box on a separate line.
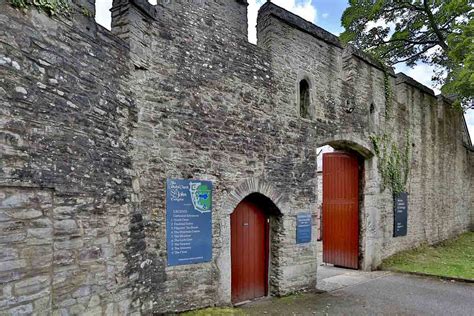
[322, 152, 360, 269]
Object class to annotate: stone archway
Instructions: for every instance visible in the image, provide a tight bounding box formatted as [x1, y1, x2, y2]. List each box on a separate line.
[318, 134, 374, 159]
[222, 178, 286, 216]
[316, 136, 379, 271]
[217, 178, 285, 304]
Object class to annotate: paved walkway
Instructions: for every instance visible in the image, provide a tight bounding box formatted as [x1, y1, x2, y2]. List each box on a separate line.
[240, 265, 474, 315]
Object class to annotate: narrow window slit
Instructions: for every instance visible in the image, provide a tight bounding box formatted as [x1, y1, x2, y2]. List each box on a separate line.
[300, 79, 310, 118]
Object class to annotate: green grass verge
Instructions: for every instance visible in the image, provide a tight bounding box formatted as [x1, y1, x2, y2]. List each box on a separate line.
[380, 232, 474, 280]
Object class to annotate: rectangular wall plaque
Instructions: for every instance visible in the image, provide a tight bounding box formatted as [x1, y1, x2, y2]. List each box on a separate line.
[166, 179, 213, 266]
[296, 213, 312, 244]
[393, 192, 408, 237]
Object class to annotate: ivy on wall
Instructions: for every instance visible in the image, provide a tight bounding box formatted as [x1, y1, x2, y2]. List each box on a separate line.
[10, 0, 70, 16]
[370, 132, 411, 195]
[383, 70, 393, 118]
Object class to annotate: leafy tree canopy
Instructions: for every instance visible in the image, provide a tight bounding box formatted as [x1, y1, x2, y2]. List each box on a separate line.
[341, 0, 473, 109]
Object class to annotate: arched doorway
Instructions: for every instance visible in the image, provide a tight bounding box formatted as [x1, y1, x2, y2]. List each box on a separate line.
[322, 151, 360, 269]
[316, 137, 373, 270]
[230, 193, 280, 304]
[231, 199, 268, 303]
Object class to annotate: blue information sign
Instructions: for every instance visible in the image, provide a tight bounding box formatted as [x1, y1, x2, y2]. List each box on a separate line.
[296, 213, 312, 244]
[166, 179, 212, 266]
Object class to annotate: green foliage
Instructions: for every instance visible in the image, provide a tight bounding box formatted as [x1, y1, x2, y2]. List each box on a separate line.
[81, 7, 93, 18]
[370, 132, 411, 195]
[381, 232, 474, 280]
[341, 0, 473, 109]
[10, 0, 69, 16]
[442, 17, 474, 109]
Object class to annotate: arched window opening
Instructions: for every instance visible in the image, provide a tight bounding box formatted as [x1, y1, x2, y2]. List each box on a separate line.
[299, 79, 310, 118]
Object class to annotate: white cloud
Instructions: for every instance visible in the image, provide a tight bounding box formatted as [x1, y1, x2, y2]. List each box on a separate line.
[365, 18, 391, 30]
[95, 0, 156, 30]
[465, 110, 474, 143]
[322, 13, 329, 19]
[248, 0, 318, 44]
[395, 63, 441, 94]
[317, 145, 334, 171]
[95, 0, 113, 30]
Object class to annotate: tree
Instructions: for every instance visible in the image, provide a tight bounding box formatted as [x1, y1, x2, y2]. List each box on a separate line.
[340, 0, 473, 109]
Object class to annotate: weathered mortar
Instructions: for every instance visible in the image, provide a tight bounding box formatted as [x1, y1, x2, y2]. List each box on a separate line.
[0, 0, 472, 315]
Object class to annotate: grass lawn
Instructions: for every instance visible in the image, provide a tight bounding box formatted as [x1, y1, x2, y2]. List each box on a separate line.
[380, 232, 474, 280]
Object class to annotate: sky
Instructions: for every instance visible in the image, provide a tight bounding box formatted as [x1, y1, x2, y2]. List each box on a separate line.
[94, 0, 473, 143]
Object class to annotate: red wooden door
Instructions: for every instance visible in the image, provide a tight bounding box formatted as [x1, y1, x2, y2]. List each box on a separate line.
[231, 200, 269, 303]
[322, 152, 359, 269]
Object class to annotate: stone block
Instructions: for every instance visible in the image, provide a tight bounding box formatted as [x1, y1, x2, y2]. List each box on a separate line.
[87, 295, 100, 308]
[52, 207, 76, 220]
[33, 295, 51, 312]
[14, 275, 50, 296]
[69, 304, 86, 315]
[0, 192, 35, 210]
[71, 286, 90, 299]
[5, 209, 43, 220]
[54, 238, 83, 250]
[0, 259, 27, 273]
[7, 303, 33, 315]
[0, 247, 19, 261]
[26, 228, 53, 244]
[53, 220, 79, 235]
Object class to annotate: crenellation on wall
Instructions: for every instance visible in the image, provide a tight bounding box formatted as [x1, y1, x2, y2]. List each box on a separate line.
[258, 2, 472, 271]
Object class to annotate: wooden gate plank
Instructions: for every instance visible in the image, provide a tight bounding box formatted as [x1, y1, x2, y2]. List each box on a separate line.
[322, 152, 359, 269]
[231, 200, 268, 303]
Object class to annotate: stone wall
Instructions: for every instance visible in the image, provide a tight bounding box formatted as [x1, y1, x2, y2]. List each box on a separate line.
[111, 0, 319, 313]
[0, 0, 472, 315]
[257, 2, 473, 269]
[0, 3, 137, 314]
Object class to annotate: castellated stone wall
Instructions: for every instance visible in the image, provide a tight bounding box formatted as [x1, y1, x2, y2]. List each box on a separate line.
[111, 0, 319, 313]
[0, 3, 137, 315]
[257, 3, 473, 268]
[0, 0, 473, 315]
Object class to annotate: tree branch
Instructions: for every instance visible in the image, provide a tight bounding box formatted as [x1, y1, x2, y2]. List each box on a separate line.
[423, 0, 449, 51]
[400, 1, 425, 12]
[380, 38, 439, 45]
[392, 44, 437, 64]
